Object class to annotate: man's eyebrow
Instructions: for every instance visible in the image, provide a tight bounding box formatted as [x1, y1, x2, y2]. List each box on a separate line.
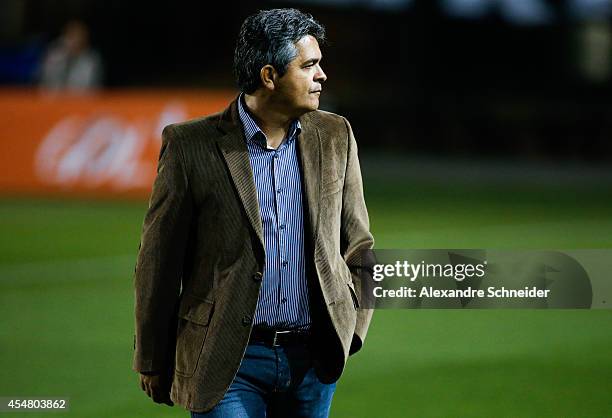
[302, 57, 322, 66]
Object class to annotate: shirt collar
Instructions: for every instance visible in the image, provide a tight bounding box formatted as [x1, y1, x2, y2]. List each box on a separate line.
[237, 93, 301, 149]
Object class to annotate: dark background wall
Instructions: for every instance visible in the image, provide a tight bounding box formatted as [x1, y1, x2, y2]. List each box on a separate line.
[2, 0, 612, 161]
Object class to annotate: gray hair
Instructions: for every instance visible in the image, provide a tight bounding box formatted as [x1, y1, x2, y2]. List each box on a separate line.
[233, 8, 326, 94]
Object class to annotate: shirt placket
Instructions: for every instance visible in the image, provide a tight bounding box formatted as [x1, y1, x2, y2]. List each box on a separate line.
[252, 139, 280, 327]
[272, 143, 290, 323]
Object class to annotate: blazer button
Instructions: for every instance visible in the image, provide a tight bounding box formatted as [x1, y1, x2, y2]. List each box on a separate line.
[252, 272, 263, 282]
[241, 315, 251, 326]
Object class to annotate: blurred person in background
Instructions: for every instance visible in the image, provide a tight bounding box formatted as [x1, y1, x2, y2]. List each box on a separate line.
[39, 20, 103, 92]
[133, 7, 374, 418]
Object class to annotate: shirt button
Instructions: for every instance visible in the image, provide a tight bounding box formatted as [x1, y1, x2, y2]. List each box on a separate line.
[241, 315, 251, 326]
[281, 297, 287, 303]
[277, 188, 283, 193]
[252, 272, 263, 282]
[282, 261, 288, 267]
[279, 224, 285, 230]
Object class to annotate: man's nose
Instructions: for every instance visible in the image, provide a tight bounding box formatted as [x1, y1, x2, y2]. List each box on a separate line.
[315, 65, 327, 83]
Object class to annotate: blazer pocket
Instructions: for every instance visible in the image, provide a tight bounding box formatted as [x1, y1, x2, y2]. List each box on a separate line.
[341, 264, 359, 310]
[347, 281, 360, 310]
[175, 295, 214, 377]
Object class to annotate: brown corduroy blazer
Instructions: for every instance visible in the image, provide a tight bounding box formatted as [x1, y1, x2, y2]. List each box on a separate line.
[132, 97, 374, 413]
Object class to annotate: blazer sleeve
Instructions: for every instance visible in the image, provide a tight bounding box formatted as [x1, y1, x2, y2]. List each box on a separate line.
[340, 117, 376, 356]
[133, 125, 193, 373]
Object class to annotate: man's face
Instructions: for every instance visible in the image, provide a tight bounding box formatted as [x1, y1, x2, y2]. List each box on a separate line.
[274, 35, 327, 116]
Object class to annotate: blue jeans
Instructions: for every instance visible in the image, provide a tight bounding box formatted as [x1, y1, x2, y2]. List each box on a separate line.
[190, 342, 336, 418]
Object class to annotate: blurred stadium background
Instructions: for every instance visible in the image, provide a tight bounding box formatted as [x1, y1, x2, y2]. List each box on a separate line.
[1, 1, 611, 417]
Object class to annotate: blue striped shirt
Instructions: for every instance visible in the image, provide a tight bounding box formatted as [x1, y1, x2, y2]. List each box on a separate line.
[238, 94, 311, 330]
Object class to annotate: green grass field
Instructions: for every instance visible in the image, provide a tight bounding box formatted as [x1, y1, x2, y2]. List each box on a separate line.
[1, 163, 611, 418]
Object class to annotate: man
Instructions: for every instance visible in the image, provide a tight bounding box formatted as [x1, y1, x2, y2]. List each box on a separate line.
[133, 8, 374, 417]
[40, 20, 103, 92]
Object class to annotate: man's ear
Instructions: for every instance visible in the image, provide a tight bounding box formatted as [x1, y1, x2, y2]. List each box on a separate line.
[260, 65, 277, 91]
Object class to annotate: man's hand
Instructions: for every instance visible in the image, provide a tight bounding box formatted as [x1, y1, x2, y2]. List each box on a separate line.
[139, 372, 174, 406]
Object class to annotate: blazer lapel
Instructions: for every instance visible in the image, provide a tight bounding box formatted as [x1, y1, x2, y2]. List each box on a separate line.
[216, 99, 265, 249]
[297, 113, 322, 246]
[215, 100, 323, 254]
